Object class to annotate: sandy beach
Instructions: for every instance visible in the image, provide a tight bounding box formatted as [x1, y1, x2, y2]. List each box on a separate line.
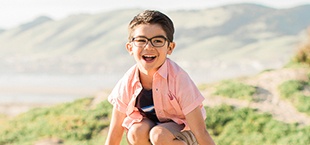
[0, 94, 109, 117]
[0, 103, 52, 116]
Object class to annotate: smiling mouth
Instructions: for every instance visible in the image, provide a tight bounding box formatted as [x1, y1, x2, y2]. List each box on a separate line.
[142, 55, 156, 62]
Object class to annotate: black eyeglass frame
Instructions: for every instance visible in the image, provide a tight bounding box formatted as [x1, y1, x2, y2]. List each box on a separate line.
[131, 35, 170, 48]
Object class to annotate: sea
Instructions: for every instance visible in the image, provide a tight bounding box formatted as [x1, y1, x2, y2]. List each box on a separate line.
[0, 68, 254, 104]
[0, 73, 122, 105]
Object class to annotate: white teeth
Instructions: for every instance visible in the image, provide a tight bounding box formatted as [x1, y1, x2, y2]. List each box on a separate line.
[144, 55, 156, 58]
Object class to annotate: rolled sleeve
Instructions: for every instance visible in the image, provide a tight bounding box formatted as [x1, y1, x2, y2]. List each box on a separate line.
[182, 96, 205, 115]
[108, 95, 128, 113]
[108, 78, 129, 114]
[175, 72, 205, 116]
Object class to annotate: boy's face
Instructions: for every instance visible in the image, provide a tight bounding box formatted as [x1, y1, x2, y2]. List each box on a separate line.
[126, 24, 175, 73]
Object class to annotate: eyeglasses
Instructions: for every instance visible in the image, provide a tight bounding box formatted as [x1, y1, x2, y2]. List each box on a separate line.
[131, 36, 169, 48]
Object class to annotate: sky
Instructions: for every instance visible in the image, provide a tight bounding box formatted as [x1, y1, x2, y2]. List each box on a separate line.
[0, 0, 309, 29]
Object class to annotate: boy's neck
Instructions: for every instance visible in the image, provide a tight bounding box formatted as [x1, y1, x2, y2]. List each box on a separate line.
[139, 70, 155, 90]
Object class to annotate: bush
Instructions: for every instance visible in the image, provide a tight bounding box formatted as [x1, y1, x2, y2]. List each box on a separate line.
[293, 27, 310, 66]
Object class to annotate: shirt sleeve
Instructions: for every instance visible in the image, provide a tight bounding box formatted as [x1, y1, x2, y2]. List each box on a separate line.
[175, 72, 205, 115]
[108, 77, 129, 114]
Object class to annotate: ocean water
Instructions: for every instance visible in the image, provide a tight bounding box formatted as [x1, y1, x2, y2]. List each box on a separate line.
[0, 68, 255, 105]
[0, 73, 121, 104]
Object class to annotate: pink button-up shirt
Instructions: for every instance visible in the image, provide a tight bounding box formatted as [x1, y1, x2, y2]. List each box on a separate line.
[108, 58, 206, 130]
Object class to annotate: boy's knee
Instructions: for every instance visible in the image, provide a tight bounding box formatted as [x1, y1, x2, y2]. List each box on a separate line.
[127, 125, 151, 144]
[127, 127, 141, 142]
[149, 126, 171, 143]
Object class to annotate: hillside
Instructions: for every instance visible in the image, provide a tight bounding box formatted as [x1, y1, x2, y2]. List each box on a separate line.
[202, 67, 310, 125]
[0, 4, 310, 83]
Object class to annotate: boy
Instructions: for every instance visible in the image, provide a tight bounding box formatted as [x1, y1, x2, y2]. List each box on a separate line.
[105, 10, 215, 145]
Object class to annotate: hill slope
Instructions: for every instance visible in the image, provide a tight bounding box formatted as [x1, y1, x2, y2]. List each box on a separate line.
[202, 67, 310, 125]
[0, 4, 310, 83]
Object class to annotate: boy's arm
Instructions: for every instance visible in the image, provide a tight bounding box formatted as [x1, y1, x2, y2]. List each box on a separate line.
[104, 106, 126, 145]
[185, 106, 216, 145]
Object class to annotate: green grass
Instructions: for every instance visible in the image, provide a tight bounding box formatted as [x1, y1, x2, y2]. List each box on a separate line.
[213, 80, 257, 101]
[0, 97, 309, 145]
[0, 97, 113, 145]
[278, 80, 310, 115]
[206, 105, 310, 145]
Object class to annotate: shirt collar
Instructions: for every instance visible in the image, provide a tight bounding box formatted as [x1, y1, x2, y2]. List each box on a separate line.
[131, 65, 141, 87]
[156, 58, 169, 79]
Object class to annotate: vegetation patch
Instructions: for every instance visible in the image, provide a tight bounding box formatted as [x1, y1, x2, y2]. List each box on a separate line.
[206, 105, 310, 145]
[0, 98, 113, 145]
[278, 80, 310, 115]
[0, 99, 309, 145]
[294, 41, 310, 66]
[213, 80, 256, 101]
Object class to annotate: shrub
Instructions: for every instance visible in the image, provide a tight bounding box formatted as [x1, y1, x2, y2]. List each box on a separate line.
[293, 27, 310, 66]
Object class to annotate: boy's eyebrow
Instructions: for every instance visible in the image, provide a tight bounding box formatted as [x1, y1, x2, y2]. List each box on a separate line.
[133, 35, 167, 39]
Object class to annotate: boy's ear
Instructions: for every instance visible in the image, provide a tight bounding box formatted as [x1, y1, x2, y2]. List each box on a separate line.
[167, 42, 176, 55]
[126, 42, 133, 55]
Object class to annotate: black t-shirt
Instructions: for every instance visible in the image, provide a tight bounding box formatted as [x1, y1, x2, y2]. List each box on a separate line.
[135, 88, 160, 122]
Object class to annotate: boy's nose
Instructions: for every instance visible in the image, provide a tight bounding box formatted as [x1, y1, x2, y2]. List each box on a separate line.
[144, 42, 155, 49]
